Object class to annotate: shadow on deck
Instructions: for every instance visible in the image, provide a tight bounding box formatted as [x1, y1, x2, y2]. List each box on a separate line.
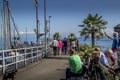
[46, 55, 69, 60]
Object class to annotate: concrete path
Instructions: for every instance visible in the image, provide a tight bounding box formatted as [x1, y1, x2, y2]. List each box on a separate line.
[14, 55, 69, 80]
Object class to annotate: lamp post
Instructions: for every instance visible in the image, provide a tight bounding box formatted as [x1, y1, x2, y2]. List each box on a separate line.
[35, 0, 39, 44]
[33, 0, 39, 44]
[48, 16, 52, 41]
[44, 0, 47, 57]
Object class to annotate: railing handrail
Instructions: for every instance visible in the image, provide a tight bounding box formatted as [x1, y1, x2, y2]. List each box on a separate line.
[0, 44, 50, 74]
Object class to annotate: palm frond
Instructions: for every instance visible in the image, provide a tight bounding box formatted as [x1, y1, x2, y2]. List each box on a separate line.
[84, 34, 89, 41]
[79, 13, 107, 47]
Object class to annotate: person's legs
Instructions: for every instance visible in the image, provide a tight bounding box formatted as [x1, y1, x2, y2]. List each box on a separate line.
[96, 66, 106, 80]
[113, 51, 118, 65]
[65, 47, 68, 55]
[108, 69, 117, 80]
[59, 48, 61, 55]
[109, 66, 120, 79]
[66, 66, 89, 80]
[66, 68, 71, 80]
[58, 47, 60, 55]
[53, 47, 57, 56]
[57, 47, 59, 55]
[113, 67, 120, 74]
[55, 47, 57, 55]
[61, 47, 64, 55]
[53, 47, 55, 56]
[63, 47, 65, 55]
[81, 65, 87, 75]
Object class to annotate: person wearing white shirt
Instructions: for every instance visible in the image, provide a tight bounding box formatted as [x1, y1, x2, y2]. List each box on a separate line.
[52, 39, 58, 56]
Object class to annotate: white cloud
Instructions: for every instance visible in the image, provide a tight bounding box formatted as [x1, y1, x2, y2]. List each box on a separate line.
[20, 31, 35, 34]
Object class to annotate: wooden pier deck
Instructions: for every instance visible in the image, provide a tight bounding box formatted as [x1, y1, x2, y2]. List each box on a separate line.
[0, 55, 69, 80]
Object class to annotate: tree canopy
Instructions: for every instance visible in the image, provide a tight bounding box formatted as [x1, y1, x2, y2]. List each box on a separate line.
[79, 13, 107, 47]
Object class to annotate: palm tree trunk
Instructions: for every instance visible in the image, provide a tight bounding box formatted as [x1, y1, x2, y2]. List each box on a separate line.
[91, 32, 95, 47]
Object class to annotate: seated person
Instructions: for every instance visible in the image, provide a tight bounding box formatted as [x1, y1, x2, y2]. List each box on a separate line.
[91, 48, 120, 79]
[66, 48, 88, 80]
[101, 49, 120, 74]
[88, 51, 106, 80]
[94, 47, 115, 66]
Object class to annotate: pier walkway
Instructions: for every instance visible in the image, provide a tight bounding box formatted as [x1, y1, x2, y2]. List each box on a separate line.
[0, 55, 69, 80]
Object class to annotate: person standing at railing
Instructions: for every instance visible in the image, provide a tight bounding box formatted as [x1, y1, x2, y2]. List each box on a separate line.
[52, 38, 58, 56]
[71, 40, 76, 51]
[104, 32, 119, 52]
[63, 37, 68, 55]
[58, 39, 63, 55]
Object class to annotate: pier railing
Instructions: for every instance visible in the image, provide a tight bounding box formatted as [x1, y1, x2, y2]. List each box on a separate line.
[0, 44, 50, 74]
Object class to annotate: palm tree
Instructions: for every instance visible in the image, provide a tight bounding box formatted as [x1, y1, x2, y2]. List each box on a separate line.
[68, 33, 77, 47]
[68, 33, 77, 42]
[53, 32, 60, 40]
[79, 13, 107, 47]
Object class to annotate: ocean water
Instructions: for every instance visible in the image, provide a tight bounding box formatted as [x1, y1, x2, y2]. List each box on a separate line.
[0, 34, 36, 49]
[0, 35, 112, 51]
[77, 37, 112, 51]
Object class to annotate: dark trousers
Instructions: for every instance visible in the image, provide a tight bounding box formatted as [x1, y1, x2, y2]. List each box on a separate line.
[113, 67, 120, 73]
[88, 65, 106, 80]
[53, 46, 58, 56]
[63, 47, 67, 55]
[110, 66, 120, 79]
[66, 65, 87, 79]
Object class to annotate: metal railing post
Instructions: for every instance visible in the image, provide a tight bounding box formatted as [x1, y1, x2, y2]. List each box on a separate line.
[31, 48, 33, 63]
[37, 47, 38, 61]
[0, 46, 46, 74]
[15, 49, 17, 69]
[42, 45, 45, 58]
[2, 51, 5, 74]
[24, 48, 26, 66]
[47, 44, 50, 56]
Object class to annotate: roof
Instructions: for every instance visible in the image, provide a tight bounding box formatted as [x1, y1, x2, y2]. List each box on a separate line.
[114, 24, 120, 32]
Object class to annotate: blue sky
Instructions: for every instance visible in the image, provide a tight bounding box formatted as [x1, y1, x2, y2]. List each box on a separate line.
[0, 0, 120, 37]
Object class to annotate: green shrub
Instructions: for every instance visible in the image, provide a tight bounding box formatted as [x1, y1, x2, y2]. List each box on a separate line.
[79, 44, 94, 61]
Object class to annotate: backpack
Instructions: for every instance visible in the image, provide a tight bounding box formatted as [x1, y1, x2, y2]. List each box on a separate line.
[114, 37, 119, 48]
